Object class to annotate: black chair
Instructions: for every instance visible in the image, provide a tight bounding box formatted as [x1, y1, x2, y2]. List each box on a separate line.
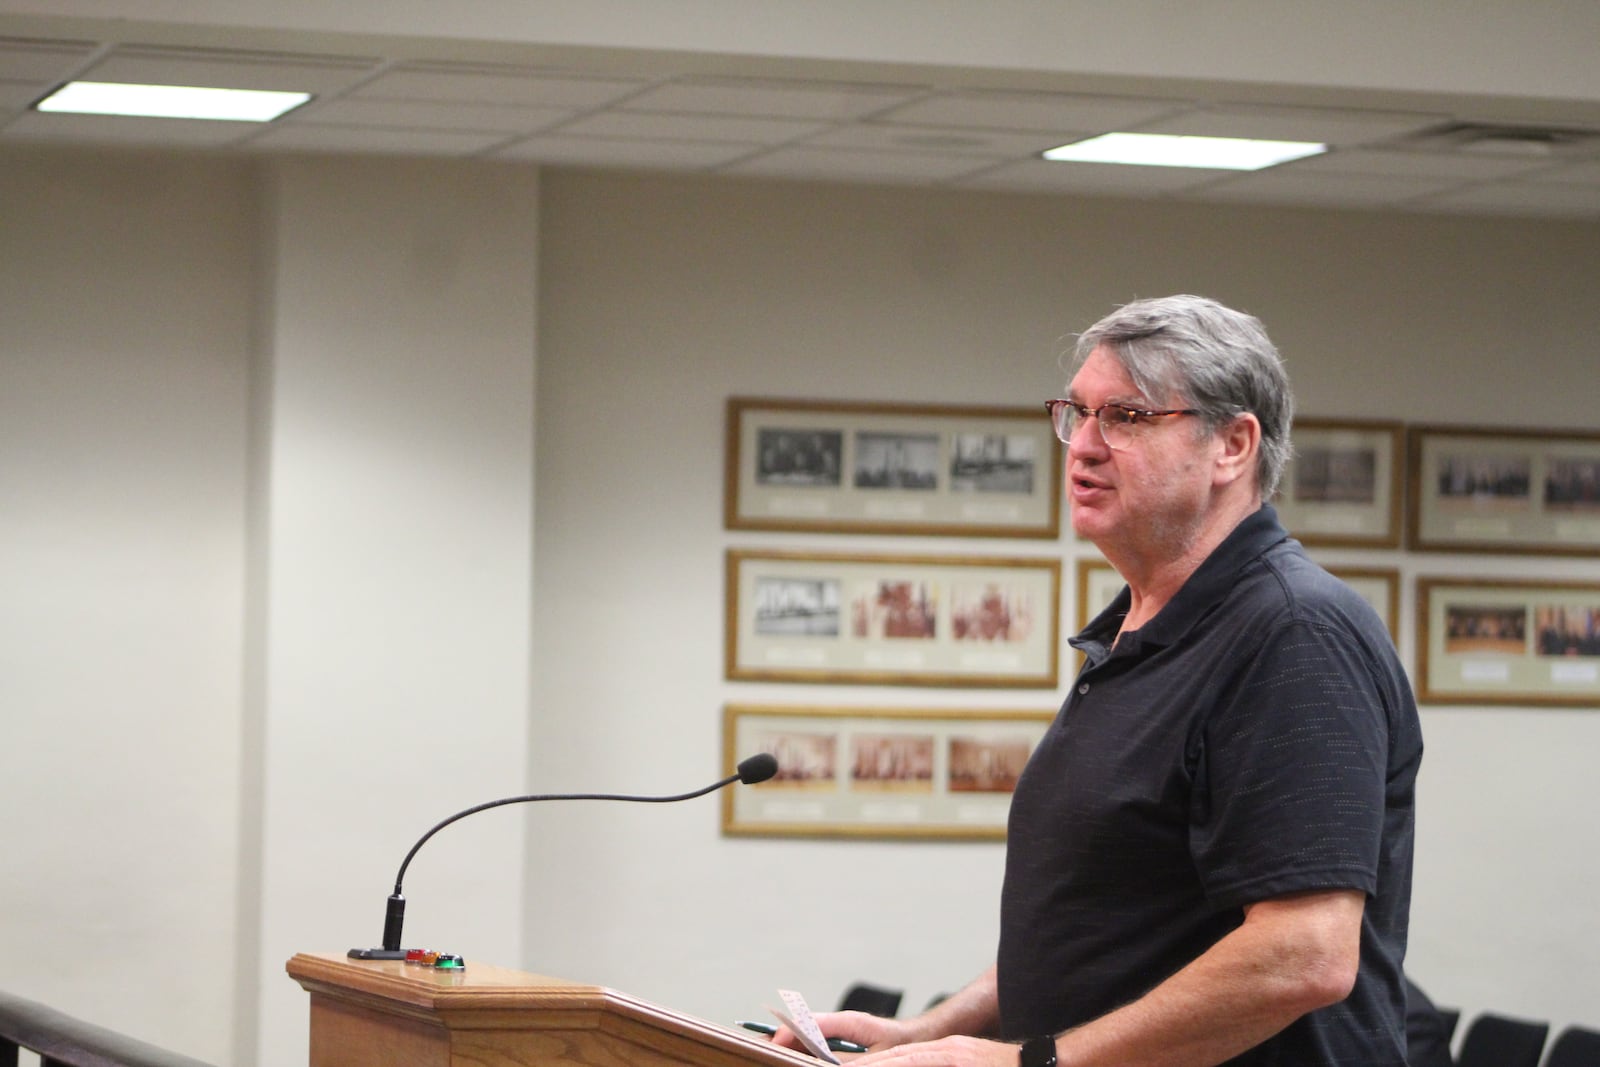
[1406, 976, 1458, 1067]
[1454, 1012, 1549, 1067]
[1545, 1026, 1600, 1067]
[837, 982, 903, 1018]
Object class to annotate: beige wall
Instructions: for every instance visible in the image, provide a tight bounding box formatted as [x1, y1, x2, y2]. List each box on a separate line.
[250, 155, 539, 1066]
[0, 147, 540, 1066]
[1, 146, 1596, 1065]
[0, 149, 253, 1056]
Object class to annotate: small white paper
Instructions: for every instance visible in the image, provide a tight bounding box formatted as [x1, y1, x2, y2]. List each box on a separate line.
[1304, 512, 1368, 534]
[864, 499, 927, 519]
[770, 988, 841, 1064]
[1450, 517, 1513, 539]
[1554, 519, 1600, 542]
[762, 646, 828, 666]
[958, 649, 1022, 671]
[1460, 660, 1510, 683]
[959, 501, 1022, 521]
[1550, 661, 1599, 685]
[862, 648, 925, 669]
[859, 801, 922, 823]
[769, 497, 831, 517]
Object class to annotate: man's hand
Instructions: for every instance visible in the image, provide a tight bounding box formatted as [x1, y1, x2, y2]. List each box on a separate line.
[769, 967, 1003, 1062]
[770, 1015, 1020, 1067]
[771, 1009, 913, 1055]
[848, 1035, 1021, 1067]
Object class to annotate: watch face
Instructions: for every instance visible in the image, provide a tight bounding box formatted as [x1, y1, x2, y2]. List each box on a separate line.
[1020, 1036, 1057, 1067]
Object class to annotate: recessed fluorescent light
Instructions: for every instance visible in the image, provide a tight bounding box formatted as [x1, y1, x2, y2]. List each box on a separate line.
[1042, 132, 1326, 170]
[35, 81, 311, 122]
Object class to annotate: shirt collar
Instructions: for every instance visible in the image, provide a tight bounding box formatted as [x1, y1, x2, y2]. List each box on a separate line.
[1071, 505, 1291, 660]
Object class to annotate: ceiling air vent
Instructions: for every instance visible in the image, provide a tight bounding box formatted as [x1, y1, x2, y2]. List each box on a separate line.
[1394, 122, 1600, 159]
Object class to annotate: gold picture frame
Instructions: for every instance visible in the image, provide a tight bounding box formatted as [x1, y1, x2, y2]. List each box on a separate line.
[1408, 424, 1600, 555]
[1275, 418, 1405, 548]
[1328, 566, 1401, 644]
[727, 549, 1062, 688]
[1417, 576, 1600, 706]
[1074, 557, 1122, 633]
[1074, 558, 1399, 645]
[725, 397, 1062, 538]
[722, 704, 1055, 840]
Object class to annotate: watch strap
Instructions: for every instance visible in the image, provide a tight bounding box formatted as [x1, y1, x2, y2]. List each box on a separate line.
[1019, 1035, 1058, 1067]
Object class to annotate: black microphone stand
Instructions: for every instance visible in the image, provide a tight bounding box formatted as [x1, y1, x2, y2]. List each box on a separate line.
[351, 753, 778, 960]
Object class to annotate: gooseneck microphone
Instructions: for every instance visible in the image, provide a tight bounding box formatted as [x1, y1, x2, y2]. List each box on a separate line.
[350, 752, 779, 960]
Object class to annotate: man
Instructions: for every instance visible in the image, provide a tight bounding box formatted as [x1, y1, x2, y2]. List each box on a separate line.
[779, 295, 1421, 1066]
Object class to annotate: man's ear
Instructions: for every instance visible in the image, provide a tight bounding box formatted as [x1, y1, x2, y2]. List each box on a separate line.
[1213, 413, 1262, 489]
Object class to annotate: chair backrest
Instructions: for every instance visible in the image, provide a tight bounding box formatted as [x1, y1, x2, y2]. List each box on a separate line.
[1405, 977, 1458, 1067]
[1545, 1026, 1600, 1067]
[1455, 1013, 1550, 1067]
[836, 982, 903, 1018]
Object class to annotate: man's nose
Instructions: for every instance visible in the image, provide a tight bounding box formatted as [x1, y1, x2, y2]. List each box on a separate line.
[1067, 413, 1108, 459]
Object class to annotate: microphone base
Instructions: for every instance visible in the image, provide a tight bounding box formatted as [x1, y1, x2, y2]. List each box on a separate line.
[348, 947, 409, 960]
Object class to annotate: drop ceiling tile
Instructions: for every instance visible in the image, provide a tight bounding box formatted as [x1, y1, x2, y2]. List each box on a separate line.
[354, 66, 645, 109]
[555, 110, 827, 144]
[1185, 170, 1461, 208]
[726, 145, 1008, 183]
[81, 46, 374, 93]
[492, 135, 756, 169]
[1288, 147, 1548, 180]
[803, 122, 1059, 157]
[620, 77, 922, 120]
[0, 79, 46, 109]
[1523, 159, 1600, 186]
[1134, 105, 1447, 147]
[290, 96, 571, 134]
[955, 157, 1234, 195]
[877, 90, 1186, 134]
[1416, 181, 1600, 217]
[0, 37, 98, 81]
[243, 123, 507, 156]
[4, 110, 258, 146]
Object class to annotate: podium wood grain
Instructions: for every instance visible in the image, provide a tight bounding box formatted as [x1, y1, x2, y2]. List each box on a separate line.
[287, 953, 818, 1067]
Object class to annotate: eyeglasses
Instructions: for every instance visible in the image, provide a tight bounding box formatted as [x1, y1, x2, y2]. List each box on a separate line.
[1045, 399, 1201, 450]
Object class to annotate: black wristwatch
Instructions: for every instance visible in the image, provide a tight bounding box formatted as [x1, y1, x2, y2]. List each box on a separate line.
[1019, 1035, 1057, 1067]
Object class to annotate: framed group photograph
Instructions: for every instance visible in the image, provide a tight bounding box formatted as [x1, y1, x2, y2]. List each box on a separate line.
[1073, 558, 1399, 643]
[722, 704, 1055, 840]
[1417, 577, 1600, 705]
[1075, 557, 1124, 632]
[727, 549, 1061, 688]
[725, 397, 1062, 539]
[1274, 419, 1404, 548]
[1408, 425, 1600, 555]
[1331, 567, 1402, 643]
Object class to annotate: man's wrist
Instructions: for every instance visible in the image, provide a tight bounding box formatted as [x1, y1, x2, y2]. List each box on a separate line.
[1019, 1035, 1057, 1067]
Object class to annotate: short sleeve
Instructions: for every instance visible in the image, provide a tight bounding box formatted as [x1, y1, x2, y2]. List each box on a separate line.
[1189, 620, 1390, 910]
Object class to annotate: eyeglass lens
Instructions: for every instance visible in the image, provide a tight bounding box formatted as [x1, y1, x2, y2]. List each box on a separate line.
[1050, 402, 1137, 449]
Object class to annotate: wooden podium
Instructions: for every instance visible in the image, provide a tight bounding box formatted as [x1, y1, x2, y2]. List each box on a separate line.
[287, 953, 818, 1067]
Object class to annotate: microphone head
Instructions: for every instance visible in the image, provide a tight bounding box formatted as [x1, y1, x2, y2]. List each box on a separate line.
[736, 752, 779, 785]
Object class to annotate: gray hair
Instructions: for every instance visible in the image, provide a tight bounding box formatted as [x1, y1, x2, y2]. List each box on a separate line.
[1073, 294, 1294, 498]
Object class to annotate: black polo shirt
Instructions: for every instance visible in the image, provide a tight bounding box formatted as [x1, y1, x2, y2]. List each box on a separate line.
[998, 506, 1421, 1066]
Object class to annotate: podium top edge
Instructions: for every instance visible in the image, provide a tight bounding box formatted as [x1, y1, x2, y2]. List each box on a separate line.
[285, 952, 819, 1066]
[287, 952, 606, 1004]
